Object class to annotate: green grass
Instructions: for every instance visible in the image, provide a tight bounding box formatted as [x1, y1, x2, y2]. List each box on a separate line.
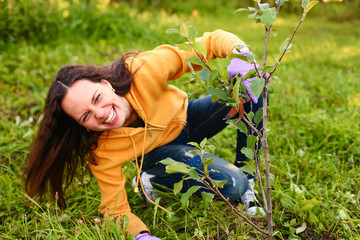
[1, 1, 360, 239]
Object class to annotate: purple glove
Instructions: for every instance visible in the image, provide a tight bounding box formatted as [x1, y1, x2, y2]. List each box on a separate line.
[136, 233, 161, 240]
[227, 51, 260, 104]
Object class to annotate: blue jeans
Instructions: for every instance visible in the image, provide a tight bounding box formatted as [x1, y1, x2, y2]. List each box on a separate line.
[141, 95, 264, 202]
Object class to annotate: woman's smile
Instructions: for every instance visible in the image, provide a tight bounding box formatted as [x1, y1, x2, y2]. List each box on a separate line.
[103, 106, 119, 125]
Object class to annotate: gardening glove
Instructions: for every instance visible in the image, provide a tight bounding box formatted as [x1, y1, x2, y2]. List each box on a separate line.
[136, 233, 161, 240]
[227, 50, 261, 104]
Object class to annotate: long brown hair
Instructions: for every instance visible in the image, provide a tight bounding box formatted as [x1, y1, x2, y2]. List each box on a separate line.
[23, 52, 138, 209]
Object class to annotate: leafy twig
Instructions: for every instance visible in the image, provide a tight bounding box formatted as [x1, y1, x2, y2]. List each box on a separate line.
[203, 175, 268, 235]
[266, 12, 307, 83]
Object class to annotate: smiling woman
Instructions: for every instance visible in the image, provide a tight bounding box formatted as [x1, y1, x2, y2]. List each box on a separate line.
[23, 30, 265, 239]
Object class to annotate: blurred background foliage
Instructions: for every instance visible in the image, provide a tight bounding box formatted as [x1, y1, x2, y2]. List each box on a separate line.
[1, 0, 359, 47]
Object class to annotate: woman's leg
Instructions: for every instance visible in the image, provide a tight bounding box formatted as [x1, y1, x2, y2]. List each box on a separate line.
[141, 144, 248, 202]
[140, 95, 248, 201]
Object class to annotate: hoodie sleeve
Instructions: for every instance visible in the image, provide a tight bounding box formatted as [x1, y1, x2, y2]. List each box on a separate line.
[88, 156, 148, 236]
[131, 29, 246, 82]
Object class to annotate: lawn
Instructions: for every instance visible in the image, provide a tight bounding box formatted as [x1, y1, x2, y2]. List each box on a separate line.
[0, 0, 359, 239]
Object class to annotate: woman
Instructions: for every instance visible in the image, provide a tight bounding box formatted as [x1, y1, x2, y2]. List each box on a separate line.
[24, 29, 264, 239]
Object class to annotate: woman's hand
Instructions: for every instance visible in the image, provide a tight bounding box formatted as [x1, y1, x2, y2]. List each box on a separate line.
[136, 233, 161, 240]
[227, 49, 261, 104]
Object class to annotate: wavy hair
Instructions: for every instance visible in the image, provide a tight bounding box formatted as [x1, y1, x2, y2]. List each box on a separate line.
[23, 52, 138, 209]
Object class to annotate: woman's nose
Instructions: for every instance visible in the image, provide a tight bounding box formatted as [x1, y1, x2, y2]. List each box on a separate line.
[93, 107, 106, 120]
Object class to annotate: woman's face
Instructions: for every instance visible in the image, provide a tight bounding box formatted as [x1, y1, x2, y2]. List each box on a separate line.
[61, 79, 133, 132]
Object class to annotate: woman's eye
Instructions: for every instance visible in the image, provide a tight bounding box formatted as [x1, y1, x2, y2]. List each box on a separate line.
[83, 113, 89, 122]
[95, 94, 101, 103]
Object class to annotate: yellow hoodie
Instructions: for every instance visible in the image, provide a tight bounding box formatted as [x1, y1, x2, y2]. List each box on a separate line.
[89, 29, 246, 236]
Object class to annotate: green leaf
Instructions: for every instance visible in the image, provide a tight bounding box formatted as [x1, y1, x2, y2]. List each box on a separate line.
[202, 157, 213, 175]
[193, 42, 207, 58]
[229, 53, 247, 62]
[248, 11, 258, 19]
[200, 137, 207, 149]
[189, 169, 201, 181]
[233, 8, 248, 14]
[260, 7, 277, 27]
[181, 185, 201, 207]
[250, 78, 265, 99]
[207, 58, 231, 80]
[173, 180, 184, 195]
[202, 157, 214, 166]
[267, 85, 274, 94]
[246, 53, 255, 63]
[185, 56, 206, 67]
[246, 111, 254, 122]
[263, 63, 278, 72]
[206, 87, 229, 101]
[213, 179, 228, 188]
[166, 162, 192, 174]
[304, 0, 318, 14]
[300, 199, 321, 211]
[238, 121, 249, 134]
[247, 135, 258, 150]
[301, 0, 309, 9]
[309, 213, 319, 223]
[338, 209, 348, 219]
[153, 197, 161, 227]
[238, 161, 256, 174]
[238, 165, 254, 174]
[260, 3, 270, 10]
[209, 70, 220, 86]
[210, 57, 231, 69]
[290, 218, 297, 226]
[177, 43, 193, 52]
[279, 37, 290, 54]
[254, 109, 263, 125]
[295, 222, 307, 234]
[159, 157, 178, 165]
[201, 192, 214, 208]
[232, 77, 241, 104]
[188, 141, 200, 148]
[276, 0, 288, 6]
[199, 68, 210, 83]
[188, 25, 198, 43]
[166, 28, 179, 34]
[241, 147, 255, 160]
[180, 20, 189, 37]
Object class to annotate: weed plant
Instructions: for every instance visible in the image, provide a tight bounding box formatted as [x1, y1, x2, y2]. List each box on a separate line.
[0, 0, 359, 239]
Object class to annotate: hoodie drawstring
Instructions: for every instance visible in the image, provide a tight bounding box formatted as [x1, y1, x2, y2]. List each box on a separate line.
[127, 118, 171, 215]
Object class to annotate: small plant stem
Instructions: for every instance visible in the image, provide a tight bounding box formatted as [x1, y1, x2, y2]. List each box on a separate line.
[241, 116, 262, 138]
[255, 156, 268, 212]
[185, 36, 213, 73]
[266, 12, 306, 83]
[263, 27, 270, 68]
[261, 88, 273, 239]
[260, 0, 282, 73]
[204, 176, 268, 235]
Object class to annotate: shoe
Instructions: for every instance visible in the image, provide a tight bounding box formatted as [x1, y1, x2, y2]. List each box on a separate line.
[241, 179, 266, 218]
[132, 172, 158, 202]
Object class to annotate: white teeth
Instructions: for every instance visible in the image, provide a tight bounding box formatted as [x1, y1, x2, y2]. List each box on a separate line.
[104, 107, 115, 124]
